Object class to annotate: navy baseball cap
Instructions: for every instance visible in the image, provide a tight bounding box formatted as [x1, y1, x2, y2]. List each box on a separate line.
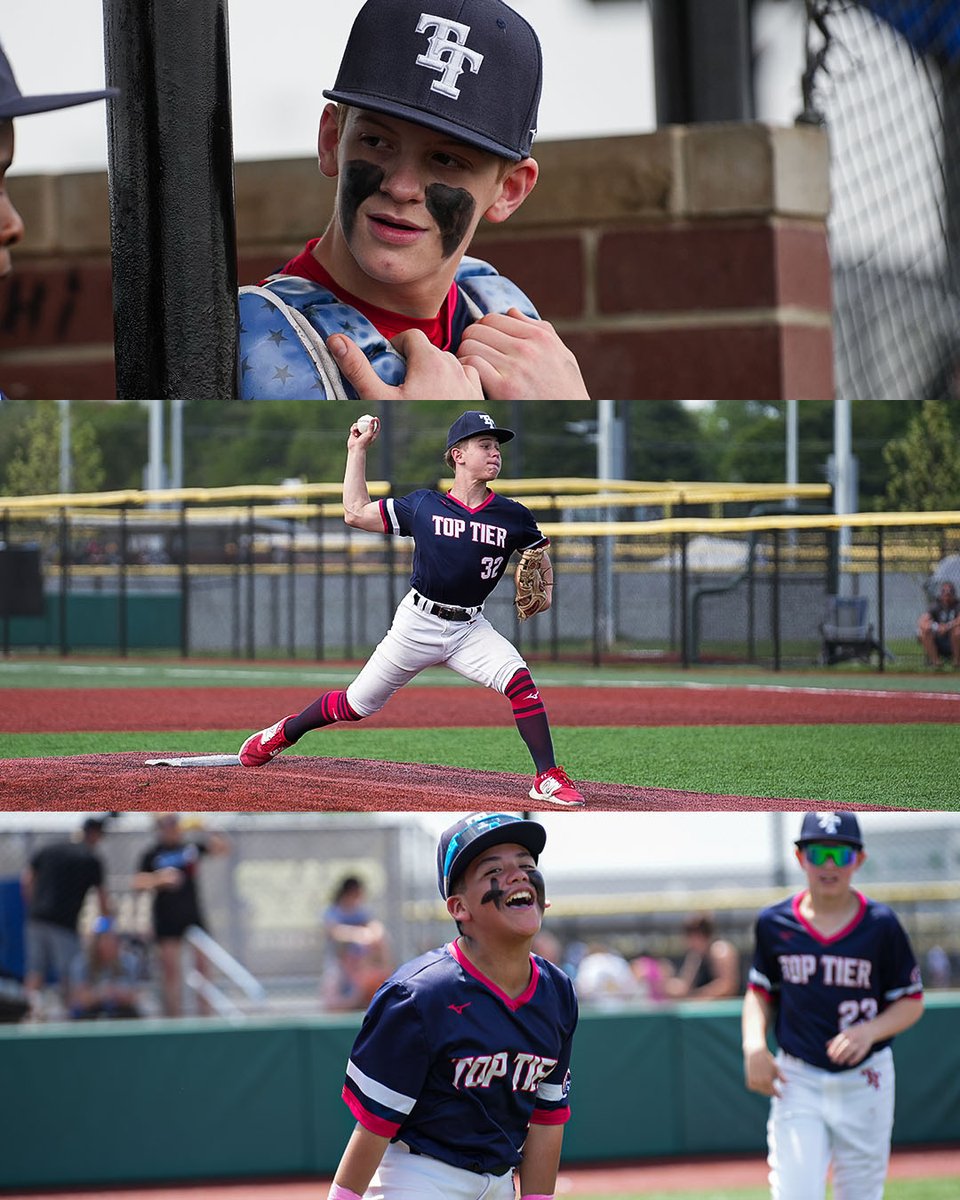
[438, 811, 546, 898]
[795, 812, 863, 849]
[324, 0, 542, 161]
[0, 43, 117, 121]
[446, 410, 515, 450]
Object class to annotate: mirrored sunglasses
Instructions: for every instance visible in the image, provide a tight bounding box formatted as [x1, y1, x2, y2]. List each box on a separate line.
[804, 843, 857, 868]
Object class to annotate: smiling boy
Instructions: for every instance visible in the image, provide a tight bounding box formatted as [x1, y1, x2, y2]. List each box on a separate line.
[326, 812, 578, 1200]
[239, 0, 589, 401]
[742, 812, 924, 1200]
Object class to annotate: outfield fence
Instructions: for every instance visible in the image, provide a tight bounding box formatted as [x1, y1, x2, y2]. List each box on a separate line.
[1, 480, 959, 668]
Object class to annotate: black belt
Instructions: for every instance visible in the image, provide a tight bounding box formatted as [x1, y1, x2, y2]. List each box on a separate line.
[402, 1143, 514, 1177]
[412, 592, 480, 622]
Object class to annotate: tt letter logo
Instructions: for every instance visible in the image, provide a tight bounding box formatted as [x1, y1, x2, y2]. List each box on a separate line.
[416, 14, 484, 99]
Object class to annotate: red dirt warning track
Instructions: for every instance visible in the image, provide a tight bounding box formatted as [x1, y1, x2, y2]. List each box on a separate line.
[4, 684, 959, 733]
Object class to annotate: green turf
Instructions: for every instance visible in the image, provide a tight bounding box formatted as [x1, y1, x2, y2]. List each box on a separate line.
[0, 724, 956, 806]
[572, 1182, 958, 1200]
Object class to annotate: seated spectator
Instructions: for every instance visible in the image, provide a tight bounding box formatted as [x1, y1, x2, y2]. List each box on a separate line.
[574, 942, 644, 1006]
[918, 580, 960, 668]
[320, 876, 391, 1012]
[68, 917, 143, 1020]
[663, 911, 741, 1001]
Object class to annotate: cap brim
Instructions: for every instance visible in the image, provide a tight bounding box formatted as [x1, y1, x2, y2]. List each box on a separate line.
[322, 89, 524, 161]
[446, 821, 546, 896]
[0, 88, 118, 120]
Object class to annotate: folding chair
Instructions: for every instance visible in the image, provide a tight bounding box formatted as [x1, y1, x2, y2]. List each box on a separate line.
[818, 596, 891, 665]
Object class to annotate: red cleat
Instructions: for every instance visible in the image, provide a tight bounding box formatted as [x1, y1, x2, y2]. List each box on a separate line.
[239, 716, 296, 767]
[528, 765, 585, 807]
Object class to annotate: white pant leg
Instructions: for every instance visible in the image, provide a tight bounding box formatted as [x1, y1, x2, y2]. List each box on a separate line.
[768, 1054, 831, 1200]
[827, 1049, 895, 1200]
[365, 1142, 516, 1200]
[346, 595, 443, 717]
[442, 613, 528, 694]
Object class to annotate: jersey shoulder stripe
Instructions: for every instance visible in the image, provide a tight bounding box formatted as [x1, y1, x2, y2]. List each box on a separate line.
[345, 1058, 417, 1116]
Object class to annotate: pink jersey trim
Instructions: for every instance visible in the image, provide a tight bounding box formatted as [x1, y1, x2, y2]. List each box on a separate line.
[445, 490, 497, 516]
[341, 1086, 401, 1138]
[448, 940, 540, 1011]
[747, 982, 773, 1002]
[791, 889, 868, 946]
[530, 1105, 570, 1126]
[378, 498, 390, 534]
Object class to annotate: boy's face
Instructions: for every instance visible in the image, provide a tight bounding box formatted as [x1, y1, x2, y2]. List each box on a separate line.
[796, 841, 865, 898]
[0, 121, 25, 279]
[448, 841, 546, 941]
[452, 434, 502, 481]
[318, 104, 535, 292]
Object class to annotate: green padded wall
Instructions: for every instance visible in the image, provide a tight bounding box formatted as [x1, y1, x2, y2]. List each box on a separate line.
[0, 998, 955, 1189]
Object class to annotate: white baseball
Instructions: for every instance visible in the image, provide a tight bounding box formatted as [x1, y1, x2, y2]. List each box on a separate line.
[357, 414, 378, 435]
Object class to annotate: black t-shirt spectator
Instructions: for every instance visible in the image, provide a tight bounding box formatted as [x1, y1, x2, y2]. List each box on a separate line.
[28, 842, 104, 931]
[138, 840, 209, 938]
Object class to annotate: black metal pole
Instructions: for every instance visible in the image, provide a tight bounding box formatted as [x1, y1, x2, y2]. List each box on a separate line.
[102, 0, 238, 399]
[876, 525, 885, 674]
[246, 505, 255, 659]
[118, 505, 128, 657]
[180, 503, 190, 658]
[652, 0, 754, 125]
[287, 518, 296, 659]
[1, 510, 9, 657]
[772, 528, 782, 672]
[592, 537, 601, 668]
[59, 508, 69, 657]
[680, 531, 689, 668]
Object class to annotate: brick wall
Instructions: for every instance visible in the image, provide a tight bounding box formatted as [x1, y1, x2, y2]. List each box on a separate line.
[0, 122, 832, 401]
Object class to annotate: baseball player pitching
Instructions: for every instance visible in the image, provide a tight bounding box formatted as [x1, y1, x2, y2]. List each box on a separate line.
[326, 811, 578, 1200]
[239, 410, 585, 806]
[742, 812, 925, 1200]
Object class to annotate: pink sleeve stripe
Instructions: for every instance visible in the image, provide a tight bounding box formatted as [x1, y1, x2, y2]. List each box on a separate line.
[341, 1086, 401, 1138]
[748, 983, 772, 1002]
[530, 1105, 570, 1126]
[378, 499, 389, 533]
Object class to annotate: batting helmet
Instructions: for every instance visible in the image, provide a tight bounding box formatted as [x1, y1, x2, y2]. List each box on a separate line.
[437, 811, 546, 898]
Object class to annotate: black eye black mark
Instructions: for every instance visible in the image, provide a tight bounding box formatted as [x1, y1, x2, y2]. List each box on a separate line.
[425, 183, 476, 258]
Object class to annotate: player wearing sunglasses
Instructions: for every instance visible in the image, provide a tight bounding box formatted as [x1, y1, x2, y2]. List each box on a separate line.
[741, 812, 924, 1200]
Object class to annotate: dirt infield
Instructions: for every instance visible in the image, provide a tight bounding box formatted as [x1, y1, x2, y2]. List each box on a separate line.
[0, 752, 834, 808]
[2, 681, 954, 807]
[5, 684, 959, 733]
[4, 1147, 958, 1198]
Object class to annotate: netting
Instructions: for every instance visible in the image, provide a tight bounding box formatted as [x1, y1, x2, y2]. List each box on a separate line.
[804, 0, 960, 400]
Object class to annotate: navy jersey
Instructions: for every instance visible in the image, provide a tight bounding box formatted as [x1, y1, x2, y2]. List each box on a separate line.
[748, 890, 923, 1072]
[341, 940, 577, 1174]
[379, 489, 548, 608]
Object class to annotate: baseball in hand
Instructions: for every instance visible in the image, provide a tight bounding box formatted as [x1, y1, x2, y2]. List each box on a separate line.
[356, 414, 379, 435]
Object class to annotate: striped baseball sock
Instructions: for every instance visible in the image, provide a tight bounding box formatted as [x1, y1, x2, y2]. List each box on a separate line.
[505, 668, 555, 774]
[285, 690, 362, 742]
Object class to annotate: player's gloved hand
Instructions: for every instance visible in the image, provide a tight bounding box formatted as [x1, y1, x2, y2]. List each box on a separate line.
[328, 330, 484, 401]
[456, 308, 590, 400]
[743, 1045, 786, 1097]
[826, 1023, 874, 1067]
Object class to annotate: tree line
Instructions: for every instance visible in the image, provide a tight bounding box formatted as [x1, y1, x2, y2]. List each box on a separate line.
[0, 399, 958, 512]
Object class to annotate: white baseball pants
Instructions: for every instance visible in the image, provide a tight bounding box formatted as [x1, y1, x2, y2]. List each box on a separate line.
[364, 1140, 516, 1200]
[346, 590, 527, 717]
[767, 1047, 895, 1200]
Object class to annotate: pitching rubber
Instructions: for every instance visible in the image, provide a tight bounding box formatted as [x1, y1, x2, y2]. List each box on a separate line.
[145, 754, 242, 767]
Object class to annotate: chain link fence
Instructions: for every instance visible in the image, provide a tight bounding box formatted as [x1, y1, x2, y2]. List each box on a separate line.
[3, 487, 960, 668]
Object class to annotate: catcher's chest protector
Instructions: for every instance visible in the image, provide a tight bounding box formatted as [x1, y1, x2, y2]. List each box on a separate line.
[237, 256, 539, 400]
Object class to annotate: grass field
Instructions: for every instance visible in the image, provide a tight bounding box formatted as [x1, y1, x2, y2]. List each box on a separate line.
[573, 1185, 958, 1200]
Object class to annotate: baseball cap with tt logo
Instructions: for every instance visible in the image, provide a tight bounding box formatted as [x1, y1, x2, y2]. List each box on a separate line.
[323, 0, 542, 161]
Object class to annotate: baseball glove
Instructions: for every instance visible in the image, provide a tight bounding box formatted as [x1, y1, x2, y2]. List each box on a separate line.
[514, 547, 553, 621]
